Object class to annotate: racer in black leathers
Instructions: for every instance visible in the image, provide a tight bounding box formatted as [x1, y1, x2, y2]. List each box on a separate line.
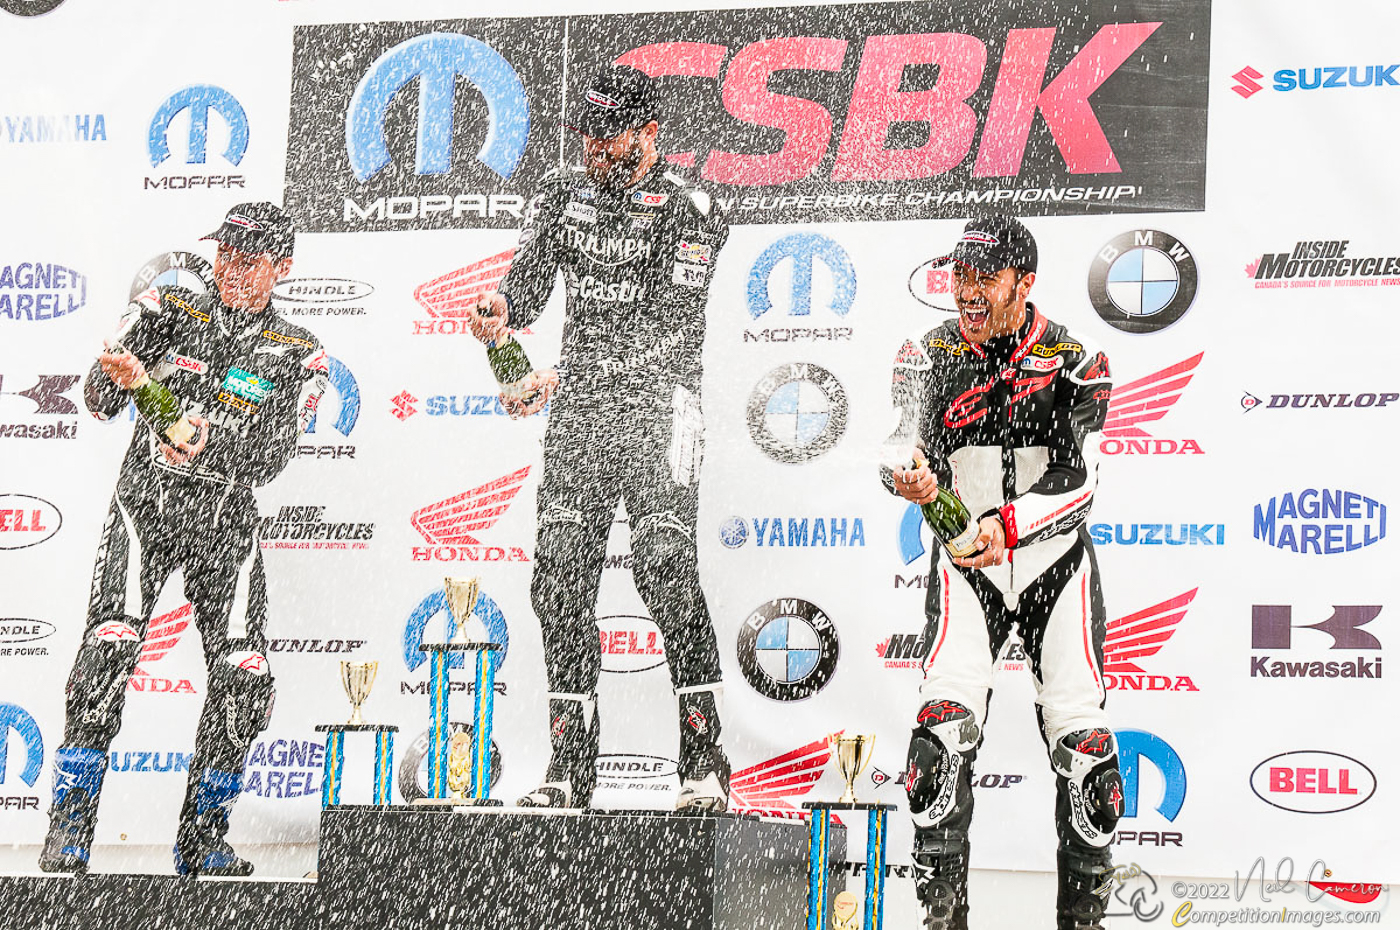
[40, 218, 327, 877]
[474, 71, 732, 811]
[885, 218, 1122, 930]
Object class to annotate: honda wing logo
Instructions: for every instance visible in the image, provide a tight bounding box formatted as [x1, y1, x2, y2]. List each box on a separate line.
[0, 703, 43, 787]
[1104, 353, 1202, 438]
[415, 249, 516, 320]
[747, 233, 856, 319]
[412, 467, 530, 546]
[347, 32, 530, 182]
[1104, 589, 1197, 673]
[729, 735, 832, 815]
[132, 604, 191, 677]
[149, 85, 249, 167]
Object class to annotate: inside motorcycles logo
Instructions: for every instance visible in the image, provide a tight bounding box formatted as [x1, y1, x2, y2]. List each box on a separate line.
[736, 598, 840, 702]
[0, 262, 87, 322]
[1101, 353, 1204, 456]
[1088, 230, 1198, 333]
[260, 505, 374, 552]
[1253, 488, 1386, 555]
[1246, 238, 1400, 290]
[746, 363, 848, 464]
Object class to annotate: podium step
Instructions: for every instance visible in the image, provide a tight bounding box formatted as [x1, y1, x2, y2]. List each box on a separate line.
[0, 808, 845, 930]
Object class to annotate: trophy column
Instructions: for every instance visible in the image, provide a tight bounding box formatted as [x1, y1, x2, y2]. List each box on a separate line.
[315, 723, 398, 807]
[802, 801, 894, 930]
[415, 641, 503, 805]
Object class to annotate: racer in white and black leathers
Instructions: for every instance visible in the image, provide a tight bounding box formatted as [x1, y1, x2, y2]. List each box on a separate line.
[884, 216, 1122, 930]
[480, 65, 731, 812]
[40, 203, 327, 878]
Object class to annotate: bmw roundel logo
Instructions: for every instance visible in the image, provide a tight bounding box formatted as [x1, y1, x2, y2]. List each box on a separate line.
[0, 0, 68, 15]
[1088, 230, 1198, 334]
[746, 363, 848, 464]
[736, 597, 840, 702]
[718, 517, 748, 549]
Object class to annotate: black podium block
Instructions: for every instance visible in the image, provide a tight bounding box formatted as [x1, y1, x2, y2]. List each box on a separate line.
[319, 806, 845, 930]
[0, 808, 844, 930]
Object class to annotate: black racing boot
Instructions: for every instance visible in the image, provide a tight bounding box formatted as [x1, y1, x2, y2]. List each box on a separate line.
[912, 833, 970, 930]
[39, 748, 108, 875]
[1057, 846, 1114, 930]
[174, 769, 253, 877]
[674, 686, 730, 812]
[517, 693, 599, 808]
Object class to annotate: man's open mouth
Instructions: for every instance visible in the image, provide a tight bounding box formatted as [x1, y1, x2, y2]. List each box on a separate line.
[961, 305, 989, 327]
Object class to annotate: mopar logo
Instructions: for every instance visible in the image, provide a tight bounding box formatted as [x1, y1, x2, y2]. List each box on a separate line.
[746, 233, 856, 320]
[1116, 729, 1186, 822]
[402, 587, 509, 673]
[347, 32, 529, 182]
[304, 356, 360, 437]
[0, 704, 43, 788]
[1253, 489, 1386, 555]
[897, 502, 932, 564]
[148, 85, 248, 167]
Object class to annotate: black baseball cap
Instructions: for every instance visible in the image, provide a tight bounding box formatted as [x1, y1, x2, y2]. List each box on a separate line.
[201, 202, 295, 259]
[564, 64, 661, 139]
[931, 215, 1038, 275]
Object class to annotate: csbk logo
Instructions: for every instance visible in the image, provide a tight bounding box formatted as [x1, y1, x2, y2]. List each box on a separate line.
[347, 33, 530, 183]
[1100, 353, 1204, 455]
[410, 468, 532, 562]
[1103, 589, 1199, 692]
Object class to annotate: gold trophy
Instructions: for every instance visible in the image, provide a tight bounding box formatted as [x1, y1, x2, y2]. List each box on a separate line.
[340, 661, 378, 725]
[444, 576, 482, 644]
[831, 890, 862, 929]
[831, 733, 876, 804]
[446, 730, 474, 801]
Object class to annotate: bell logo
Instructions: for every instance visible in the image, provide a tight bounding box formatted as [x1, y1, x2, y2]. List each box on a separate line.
[148, 85, 249, 167]
[347, 32, 530, 182]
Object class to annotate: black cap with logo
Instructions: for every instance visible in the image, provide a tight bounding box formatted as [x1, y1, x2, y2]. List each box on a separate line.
[931, 215, 1038, 275]
[201, 202, 296, 259]
[564, 64, 661, 139]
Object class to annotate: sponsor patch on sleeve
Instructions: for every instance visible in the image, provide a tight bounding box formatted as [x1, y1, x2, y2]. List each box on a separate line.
[564, 202, 598, 225]
[672, 263, 708, 288]
[894, 339, 932, 369]
[218, 367, 275, 413]
[676, 241, 712, 265]
[261, 329, 314, 349]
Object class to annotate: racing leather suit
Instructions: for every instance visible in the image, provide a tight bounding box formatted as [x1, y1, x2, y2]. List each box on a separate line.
[884, 304, 1123, 929]
[497, 163, 729, 805]
[44, 283, 326, 873]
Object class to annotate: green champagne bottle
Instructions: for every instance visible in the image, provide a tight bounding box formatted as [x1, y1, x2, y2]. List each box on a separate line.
[128, 372, 196, 445]
[905, 451, 980, 558]
[486, 336, 537, 402]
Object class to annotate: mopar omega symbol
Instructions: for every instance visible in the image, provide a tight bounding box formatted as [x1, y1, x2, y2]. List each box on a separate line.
[347, 32, 530, 182]
[746, 233, 857, 319]
[148, 86, 249, 168]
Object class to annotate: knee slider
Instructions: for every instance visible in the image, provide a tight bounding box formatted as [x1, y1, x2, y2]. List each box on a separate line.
[66, 622, 142, 738]
[1051, 728, 1123, 848]
[213, 652, 275, 753]
[906, 701, 980, 828]
[630, 514, 696, 581]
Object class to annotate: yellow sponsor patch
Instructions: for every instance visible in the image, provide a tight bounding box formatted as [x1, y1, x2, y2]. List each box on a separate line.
[261, 329, 314, 349]
[929, 337, 971, 356]
[1032, 341, 1082, 357]
[166, 294, 209, 323]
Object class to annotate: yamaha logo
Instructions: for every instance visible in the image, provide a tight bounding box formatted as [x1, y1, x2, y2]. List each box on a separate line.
[736, 598, 840, 702]
[746, 363, 848, 464]
[1088, 230, 1199, 334]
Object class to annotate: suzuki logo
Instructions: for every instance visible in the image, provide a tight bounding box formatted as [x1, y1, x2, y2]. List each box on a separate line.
[347, 32, 530, 182]
[746, 233, 857, 319]
[1232, 66, 1265, 99]
[1116, 729, 1187, 822]
[1251, 605, 1382, 650]
[0, 703, 44, 787]
[148, 85, 249, 167]
[304, 356, 361, 437]
[392, 391, 419, 421]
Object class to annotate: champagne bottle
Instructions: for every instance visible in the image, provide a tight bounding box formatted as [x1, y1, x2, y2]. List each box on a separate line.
[127, 371, 196, 445]
[906, 451, 980, 558]
[486, 336, 541, 404]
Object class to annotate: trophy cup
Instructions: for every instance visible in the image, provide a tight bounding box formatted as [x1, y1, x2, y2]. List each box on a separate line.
[803, 732, 894, 930]
[832, 733, 875, 805]
[415, 576, 502, 806]
[316, 660, 397, 807]
[341, 661, 378, 725]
